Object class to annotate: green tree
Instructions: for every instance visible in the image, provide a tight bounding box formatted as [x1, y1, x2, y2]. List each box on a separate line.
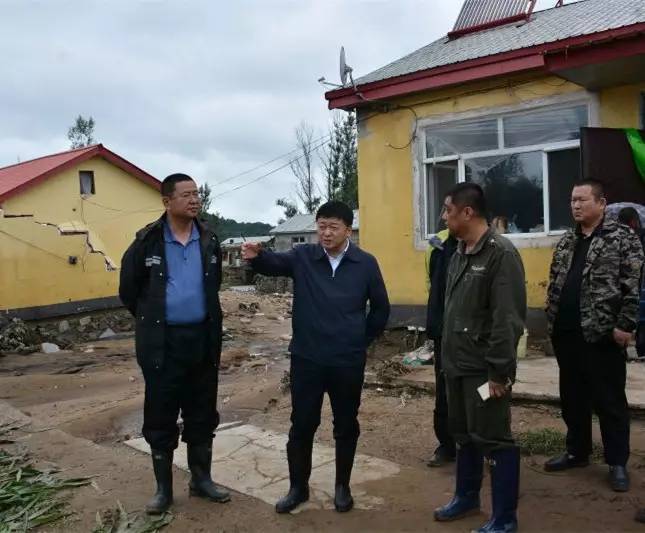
[322, 111, 357, 208]
[198, 183, 213, 217]
[276, 197, 299, 219]
[67, 115, 96, 149]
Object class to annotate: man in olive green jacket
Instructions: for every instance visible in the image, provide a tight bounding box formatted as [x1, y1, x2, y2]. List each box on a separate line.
[434, 183, 526, 533]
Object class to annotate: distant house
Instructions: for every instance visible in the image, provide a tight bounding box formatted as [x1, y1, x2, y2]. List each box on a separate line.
[0, 144, 162, 319]
[221, 235, 273, 266]
[271, 211, 359, 252]
[324, 0, 645, 332]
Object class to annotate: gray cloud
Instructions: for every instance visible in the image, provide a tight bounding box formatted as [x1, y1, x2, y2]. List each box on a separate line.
[1, 0, 558, 224]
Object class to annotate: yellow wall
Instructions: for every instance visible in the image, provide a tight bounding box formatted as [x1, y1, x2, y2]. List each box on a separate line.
[357, 75, 644, 310]
[0, 157, 163, 311]
[600, 82, 645, 128]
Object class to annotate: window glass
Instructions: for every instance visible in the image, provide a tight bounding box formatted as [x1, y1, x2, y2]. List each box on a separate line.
[503, 105, 587, 148]
[425, 118, 498, 157]
[465, 152, 543, 233]
[548, 148, 580, 231]
[79, 170, 95, 195]
[426, 160, 458, 234]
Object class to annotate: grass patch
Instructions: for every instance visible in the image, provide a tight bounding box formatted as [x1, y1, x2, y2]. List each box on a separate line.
[93, 501, 173, 533]
[516, 428, 566, 456]
[0, 450, 91, 532]
[516, 428, 603, 460]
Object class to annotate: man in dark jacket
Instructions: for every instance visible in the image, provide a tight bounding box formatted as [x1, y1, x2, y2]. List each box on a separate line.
[433, 183, 526, 533]
[425, 228, 458, 467]
[119, 173, 230, 515]
[241, 201, 390, 514]
[545, 180, 644, 492]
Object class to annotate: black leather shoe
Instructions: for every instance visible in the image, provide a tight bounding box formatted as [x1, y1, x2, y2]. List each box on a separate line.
[334, 484, 354, 513]
[609, 466, 630, 492]
[544, 453, 589, 472]
[427, 447, 456, 468]
[275, 486, 309, 513]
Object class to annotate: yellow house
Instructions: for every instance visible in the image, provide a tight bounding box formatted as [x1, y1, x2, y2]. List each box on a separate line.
[0, 144, 163, 319]
[325, 0, 645, 335]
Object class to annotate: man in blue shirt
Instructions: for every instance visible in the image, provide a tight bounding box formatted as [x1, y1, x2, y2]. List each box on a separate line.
[242, 201, 390, 514]
[120, 173, 229, 514]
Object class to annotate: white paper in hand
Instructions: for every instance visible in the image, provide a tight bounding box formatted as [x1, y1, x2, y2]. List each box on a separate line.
[477, 381, 490, 401]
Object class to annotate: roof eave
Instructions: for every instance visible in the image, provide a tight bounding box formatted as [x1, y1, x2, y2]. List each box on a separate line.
[325, 22, 645, 110]
[0, 144, 161, 203]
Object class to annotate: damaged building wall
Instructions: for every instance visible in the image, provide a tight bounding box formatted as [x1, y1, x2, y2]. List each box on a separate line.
[0, 156, 162, 316]
[356, 73, 644, 332]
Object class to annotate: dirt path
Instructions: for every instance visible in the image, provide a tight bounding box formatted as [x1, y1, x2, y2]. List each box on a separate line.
[1, 290, 645, 532]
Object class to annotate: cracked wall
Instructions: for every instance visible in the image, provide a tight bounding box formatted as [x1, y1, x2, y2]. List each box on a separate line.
[0, 156, 162, 313]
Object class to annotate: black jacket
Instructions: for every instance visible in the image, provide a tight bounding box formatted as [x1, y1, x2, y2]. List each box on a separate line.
[119, 214, 223, 371]
[426, 235, 458, 340]
[251, 243, 390, 367]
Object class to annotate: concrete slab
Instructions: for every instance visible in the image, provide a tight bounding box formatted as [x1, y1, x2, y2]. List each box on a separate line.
[125, 424, 400, 513]
[367, 357, 645, 410]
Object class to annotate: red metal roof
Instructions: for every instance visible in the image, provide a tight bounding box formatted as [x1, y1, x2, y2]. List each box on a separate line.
[0, 144, 160, 203]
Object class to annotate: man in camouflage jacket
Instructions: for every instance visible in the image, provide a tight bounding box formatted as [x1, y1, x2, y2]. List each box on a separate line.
[545, 179, 644, 493]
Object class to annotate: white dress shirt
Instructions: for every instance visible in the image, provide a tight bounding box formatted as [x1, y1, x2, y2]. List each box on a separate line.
[324, 239, 350, 277]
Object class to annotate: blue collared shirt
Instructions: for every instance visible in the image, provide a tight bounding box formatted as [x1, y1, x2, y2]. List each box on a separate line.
[163, 222, 206, 325]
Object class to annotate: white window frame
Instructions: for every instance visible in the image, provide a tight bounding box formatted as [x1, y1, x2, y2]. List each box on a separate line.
[414, 92, 599, 249]
[291, 236, 306, 248]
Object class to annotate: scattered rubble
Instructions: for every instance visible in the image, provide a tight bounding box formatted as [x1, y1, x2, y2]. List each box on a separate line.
[374, 360, 412, 384]
[99, 328, 117, 339]
[34, 309, 134, 348]
[1, 310, 135, 354]
[239, 302, 260, 314]
[279, 370, 291, 393]
[402, 342, 433, 366]
[254, 274, 293, 294]
[41, 342, 61, 354]
[0, 318, 41, 354]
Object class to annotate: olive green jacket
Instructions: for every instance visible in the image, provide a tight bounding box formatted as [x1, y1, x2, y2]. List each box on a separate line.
[442, 227, 527, 383]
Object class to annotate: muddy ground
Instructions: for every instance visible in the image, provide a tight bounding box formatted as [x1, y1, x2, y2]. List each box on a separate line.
[2, 290, 645, 532]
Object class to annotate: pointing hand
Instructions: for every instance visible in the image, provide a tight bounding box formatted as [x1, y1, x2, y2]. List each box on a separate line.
[241, 242, 261, 260]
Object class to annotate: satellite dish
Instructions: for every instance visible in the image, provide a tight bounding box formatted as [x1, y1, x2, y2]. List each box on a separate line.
[339, 46, 354, 87]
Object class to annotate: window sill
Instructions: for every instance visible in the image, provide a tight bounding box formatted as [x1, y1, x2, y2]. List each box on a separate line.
[421, 231, 566, 250]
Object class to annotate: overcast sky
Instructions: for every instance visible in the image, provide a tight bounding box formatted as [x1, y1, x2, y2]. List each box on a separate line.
[2, 0, 558, 225]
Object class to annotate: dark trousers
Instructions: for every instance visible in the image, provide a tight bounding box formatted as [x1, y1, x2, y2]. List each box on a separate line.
[288, 354, 365, 487]
[142, 323, 220, 451]
[552, 329, 630, 466]
[433, 340, 456, 455]
[446, 374, 515, 455]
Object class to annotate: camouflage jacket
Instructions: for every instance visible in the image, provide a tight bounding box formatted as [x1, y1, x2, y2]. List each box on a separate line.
[546, 218, 644, 342]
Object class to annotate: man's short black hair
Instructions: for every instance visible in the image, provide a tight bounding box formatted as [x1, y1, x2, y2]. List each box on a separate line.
[574, 178, 605, 200]
[315, 201, 353, 227]
[447, 182, 487, 219]
[161, 173, 194, 197]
